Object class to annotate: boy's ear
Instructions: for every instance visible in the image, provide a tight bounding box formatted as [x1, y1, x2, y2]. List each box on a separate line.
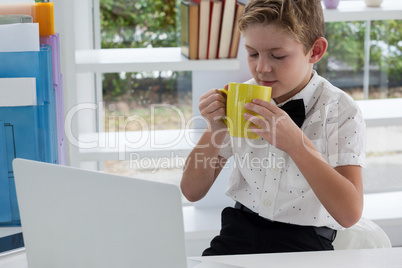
[309, 37, 328, 64]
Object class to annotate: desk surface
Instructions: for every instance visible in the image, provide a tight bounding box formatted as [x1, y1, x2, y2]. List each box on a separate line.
[2, 248, 402, 268]
[190, 248, 402, 268]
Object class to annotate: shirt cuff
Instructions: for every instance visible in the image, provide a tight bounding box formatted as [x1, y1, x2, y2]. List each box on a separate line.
[328, 153, 366, 168]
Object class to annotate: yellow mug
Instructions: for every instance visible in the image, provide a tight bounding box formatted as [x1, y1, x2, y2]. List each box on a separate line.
[219, 82, 272, 139]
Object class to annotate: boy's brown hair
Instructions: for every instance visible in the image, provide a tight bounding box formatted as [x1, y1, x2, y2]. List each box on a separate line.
[238, 0, 325, 54]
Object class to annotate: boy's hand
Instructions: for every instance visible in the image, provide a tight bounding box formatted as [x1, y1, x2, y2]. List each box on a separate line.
[198, 86, 228, 131]
[244, 99, 304, 153]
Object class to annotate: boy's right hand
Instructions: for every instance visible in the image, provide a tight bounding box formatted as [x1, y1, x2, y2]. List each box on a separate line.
[198, 86, 228, 131]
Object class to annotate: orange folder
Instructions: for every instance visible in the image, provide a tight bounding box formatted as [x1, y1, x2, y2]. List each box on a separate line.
[34, 2, 55, 36]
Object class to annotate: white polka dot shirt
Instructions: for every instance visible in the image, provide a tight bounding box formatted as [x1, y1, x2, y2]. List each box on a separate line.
[219, 71, 366, 230]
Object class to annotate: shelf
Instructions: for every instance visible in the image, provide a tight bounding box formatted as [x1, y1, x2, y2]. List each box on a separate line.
[77, 129, 203, 162]
[356, 98, 402, 127]
[323, 0, 402, 22]
[75, 47, 240, 73]
[75, 98, 402, 162]
[76, 99, 402, 160]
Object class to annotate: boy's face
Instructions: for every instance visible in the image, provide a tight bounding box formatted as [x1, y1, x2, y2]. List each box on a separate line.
[243, 23, 314, 104]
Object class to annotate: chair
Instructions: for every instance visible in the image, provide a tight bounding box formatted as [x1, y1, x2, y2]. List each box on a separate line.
[333, 217, 392, 250]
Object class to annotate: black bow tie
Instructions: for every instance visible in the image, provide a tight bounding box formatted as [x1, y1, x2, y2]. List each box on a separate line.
[279, 99, 306, 128]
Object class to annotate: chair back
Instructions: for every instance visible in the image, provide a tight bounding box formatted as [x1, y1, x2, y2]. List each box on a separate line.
[333, 217, 392, 250]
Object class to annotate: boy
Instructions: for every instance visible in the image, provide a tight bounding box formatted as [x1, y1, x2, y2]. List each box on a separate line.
[181, 0, 366, 255]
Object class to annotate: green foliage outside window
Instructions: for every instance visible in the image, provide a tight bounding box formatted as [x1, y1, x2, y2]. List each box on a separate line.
[100, 0, 180, 49]
[317, 20, 402, 90]
[370, 20, 402, 87]
[100, 0, 187, 106]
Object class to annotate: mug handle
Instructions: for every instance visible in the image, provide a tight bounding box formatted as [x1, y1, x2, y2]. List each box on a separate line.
[218, 88, 228, 125]
[218, 88, 228, 96]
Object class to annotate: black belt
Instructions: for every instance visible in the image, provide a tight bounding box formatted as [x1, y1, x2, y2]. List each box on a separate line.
[234, 202, 337, 242]
[234, 202, 257, 214]
[314, 226, 337, 242]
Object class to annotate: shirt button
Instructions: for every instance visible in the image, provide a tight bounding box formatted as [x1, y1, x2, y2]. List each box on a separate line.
[264, 200, 272, 207]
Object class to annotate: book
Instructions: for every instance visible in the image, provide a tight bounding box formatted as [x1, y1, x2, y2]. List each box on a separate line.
[229, 2, 245, 58]
[180, 1, 199, 60]
[192, 0, 210, 60]
[218, 0, 236, 58]
[207, 0, 223, 59]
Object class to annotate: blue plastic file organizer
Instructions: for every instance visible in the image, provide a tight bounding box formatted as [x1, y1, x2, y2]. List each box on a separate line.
[0, 45, 57, 164]
[0, 45, 57, 225]
[0, 109, 40, 224]
[0, 122, 15, 223]
[40, 33, 66, 165]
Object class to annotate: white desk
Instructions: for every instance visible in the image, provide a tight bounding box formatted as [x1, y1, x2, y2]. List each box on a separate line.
[191, 248, 402, 268]
[2, 248, 402, 268]
[0, 249, 27, 268]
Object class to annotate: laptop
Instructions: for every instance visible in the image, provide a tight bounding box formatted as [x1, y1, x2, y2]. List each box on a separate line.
[12, 158, 198, 268]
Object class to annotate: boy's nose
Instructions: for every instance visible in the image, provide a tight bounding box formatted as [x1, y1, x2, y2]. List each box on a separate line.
[256, 58, 272, 74]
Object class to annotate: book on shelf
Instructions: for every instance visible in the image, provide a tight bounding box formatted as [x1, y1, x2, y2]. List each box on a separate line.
[181, 0, 243, 60]
[218, 0, 236, 59]
[207, 0, 223, 59]
[180, 1, 199, 60]
[192, 0, 210, 60]
[229, 2, 245, 58]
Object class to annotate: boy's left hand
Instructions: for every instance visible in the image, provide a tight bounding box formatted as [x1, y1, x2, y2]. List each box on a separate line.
[244, 98, 304, 153]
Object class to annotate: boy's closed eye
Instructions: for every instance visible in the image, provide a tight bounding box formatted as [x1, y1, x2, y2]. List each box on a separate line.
[271, 54, 286, 60]
[246, 47, 286, 60]
[248, 53, 286, 60]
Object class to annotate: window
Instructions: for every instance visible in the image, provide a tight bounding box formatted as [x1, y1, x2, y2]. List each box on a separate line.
[99, 0, 192, 132]
[98, 0, 191, 187]
[316, 20, 402, 100]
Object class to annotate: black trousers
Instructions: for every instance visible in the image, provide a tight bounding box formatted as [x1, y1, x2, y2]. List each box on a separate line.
[202, 207, 335, 256]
